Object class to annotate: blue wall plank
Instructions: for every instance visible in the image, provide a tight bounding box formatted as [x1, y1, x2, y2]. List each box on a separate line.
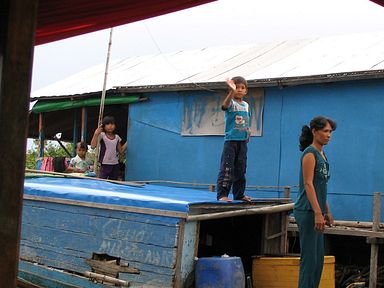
[19, 260, 106, 288]
[21, 219, 177, 268]
[20, 200, 182, 286]
[21, 241, 175, 277]
[23, 201, 180, 226]
[22, 204, 178, 246]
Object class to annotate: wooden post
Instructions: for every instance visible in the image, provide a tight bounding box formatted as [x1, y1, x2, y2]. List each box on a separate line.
[369, 192, 381, 288]
[81, 107, 88, 142]
[284, 186, 291, 199]
[72, 109, 79, 156]
[0, 0, 38, 286]
[38, 113, 45, 157]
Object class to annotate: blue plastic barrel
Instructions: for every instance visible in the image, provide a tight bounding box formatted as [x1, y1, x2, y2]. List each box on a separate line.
[195, 256, 245, 288]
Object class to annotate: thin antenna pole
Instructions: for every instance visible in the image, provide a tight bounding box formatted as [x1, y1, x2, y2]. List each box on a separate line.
[94, 28, 113, 175]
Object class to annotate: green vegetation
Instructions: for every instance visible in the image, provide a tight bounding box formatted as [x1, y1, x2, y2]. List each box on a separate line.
[25, 139, 73, 169]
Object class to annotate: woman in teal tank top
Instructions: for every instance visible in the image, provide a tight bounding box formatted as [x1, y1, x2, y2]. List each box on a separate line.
[293, 116, 337, 288]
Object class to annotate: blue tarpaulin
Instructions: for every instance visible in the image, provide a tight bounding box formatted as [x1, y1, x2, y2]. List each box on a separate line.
[24, 177, 223, 213]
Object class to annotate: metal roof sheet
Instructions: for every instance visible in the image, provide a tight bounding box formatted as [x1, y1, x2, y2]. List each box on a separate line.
[32, 32, 384, 98]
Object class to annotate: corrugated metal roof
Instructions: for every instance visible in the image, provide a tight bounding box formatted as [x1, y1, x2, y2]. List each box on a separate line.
[32, 32, 384, 99]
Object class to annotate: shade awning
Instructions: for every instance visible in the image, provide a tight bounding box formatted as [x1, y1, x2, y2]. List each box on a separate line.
[31, 95, 141, 113]
[36, 0, 215, 45]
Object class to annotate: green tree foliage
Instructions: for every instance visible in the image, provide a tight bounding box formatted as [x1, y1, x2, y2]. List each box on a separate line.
[25, 139, 73, 169]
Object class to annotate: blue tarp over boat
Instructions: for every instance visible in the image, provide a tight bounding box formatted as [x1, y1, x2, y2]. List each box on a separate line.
[21, 175, 292, 287]
[24, 176, 231, 213]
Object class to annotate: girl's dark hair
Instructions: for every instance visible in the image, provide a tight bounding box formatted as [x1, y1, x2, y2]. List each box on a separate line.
[102, 116, 116, 127]
[231, 76, 248, 88]
[299, 116, 337, 151]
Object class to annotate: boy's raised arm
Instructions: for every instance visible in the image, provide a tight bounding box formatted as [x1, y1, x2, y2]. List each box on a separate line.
[222, 79, 236, 109]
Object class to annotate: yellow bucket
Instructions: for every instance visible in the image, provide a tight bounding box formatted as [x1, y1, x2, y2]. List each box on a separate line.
[252, 255, 335, 288]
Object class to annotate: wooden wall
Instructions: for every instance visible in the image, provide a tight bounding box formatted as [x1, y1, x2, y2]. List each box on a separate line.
[20, 199, 184, 287]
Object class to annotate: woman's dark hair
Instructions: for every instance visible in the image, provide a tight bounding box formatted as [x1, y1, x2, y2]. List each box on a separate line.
[299, 116, 337, 151]
[102, 115, 116, 127]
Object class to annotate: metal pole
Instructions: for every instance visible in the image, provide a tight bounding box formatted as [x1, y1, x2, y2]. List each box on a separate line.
[369, 192, 381, 288]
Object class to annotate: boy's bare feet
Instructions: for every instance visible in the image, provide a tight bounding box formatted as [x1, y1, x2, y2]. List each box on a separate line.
[218, 196, 232, 202]
[240, 196, 252, 202]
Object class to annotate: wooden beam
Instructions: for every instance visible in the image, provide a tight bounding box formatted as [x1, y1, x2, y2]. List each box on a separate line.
[186, 203, 294, 221]
[72, 109, 79, 156]
[369, 192, 381, 288]
[23, 194, 188, 219]
[174, 219, 186, 288]
[0, 0, 38, 287]
[288, 223, 384, 238]
[81, 107, 88, 142]
[17, 278, 44, 288]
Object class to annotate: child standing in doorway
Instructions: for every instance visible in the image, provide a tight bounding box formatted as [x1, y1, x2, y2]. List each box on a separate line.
[216, 76, 252, 202]
[91, 116, 126, 180]
[66, 141, 93, 173]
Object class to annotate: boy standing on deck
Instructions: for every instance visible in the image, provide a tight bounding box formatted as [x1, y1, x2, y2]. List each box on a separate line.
[216, 76, 252, 202]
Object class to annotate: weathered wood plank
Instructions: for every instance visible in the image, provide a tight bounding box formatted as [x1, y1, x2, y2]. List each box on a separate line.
[24, 194, 187, 219]
[85, 259, 140, 276]
[21, 245, 175, 286]
[21, 224, 177, 268]
[21, 241, 175, 276]
[178, 221, 199, 287]
[22, 205, 178, 246]
[20, 246, 88, 274]
[19, 260, 106, 288]
[20, 196, 185, 286]
[288, 223, 384, 238]
[23, 200, 180, 226]
[119, 271, 174, 287]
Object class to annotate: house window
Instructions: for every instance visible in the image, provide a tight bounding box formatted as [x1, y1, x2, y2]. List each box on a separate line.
[182, 88, 264, 136]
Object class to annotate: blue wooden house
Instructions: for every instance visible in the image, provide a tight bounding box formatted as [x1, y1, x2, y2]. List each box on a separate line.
[30, 32, 384, 222]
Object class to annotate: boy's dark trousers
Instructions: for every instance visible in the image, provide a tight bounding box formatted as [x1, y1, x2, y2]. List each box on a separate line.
[216, 140, 247, 200]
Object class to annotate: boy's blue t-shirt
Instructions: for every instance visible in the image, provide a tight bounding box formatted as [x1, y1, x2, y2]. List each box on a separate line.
[223, 99, 251, 141]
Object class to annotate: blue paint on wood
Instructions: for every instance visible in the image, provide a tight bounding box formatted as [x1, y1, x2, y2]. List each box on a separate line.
[21, 218, 178, 268]
[20, 198, 184, 287]
[22, 204, 178, 246]
[24, 200, 180, 226]
[180, 221, 199, 284]
[118, 270, 174, 287]
[21, 242, 175, 278]
[19, 260, 106, 288]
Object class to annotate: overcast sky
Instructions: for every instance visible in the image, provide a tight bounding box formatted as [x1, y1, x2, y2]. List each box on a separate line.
[31, 0, 384, 91]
